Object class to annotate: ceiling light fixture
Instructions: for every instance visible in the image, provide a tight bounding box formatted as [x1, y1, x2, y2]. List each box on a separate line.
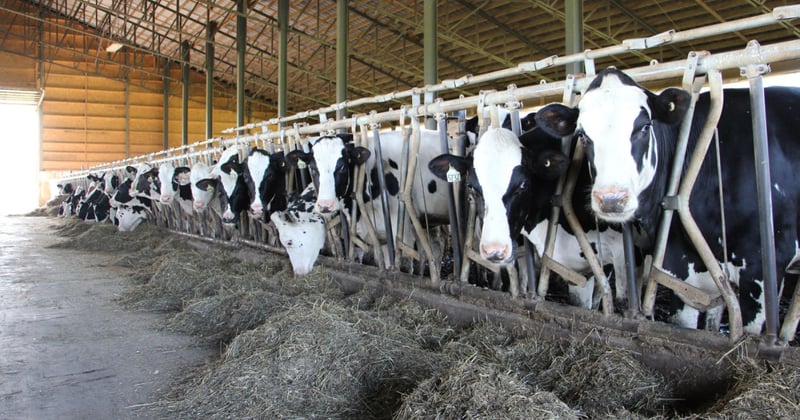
[106, 42, 124, 53]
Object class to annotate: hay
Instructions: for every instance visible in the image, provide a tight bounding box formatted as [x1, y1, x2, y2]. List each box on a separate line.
[167, 290, 293, 345]
[118, 250, 283, 312]
[707, 357, 800, 418]
[537, 338, 674, 416]
[395, 356, 580, 420]
[163, 303, 449, 419]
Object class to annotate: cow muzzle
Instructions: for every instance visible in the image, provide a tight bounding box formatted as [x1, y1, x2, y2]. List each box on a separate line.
[593, 187, 631, 216]
[315, 199, 337, 213]
[480, 242, 512, 264]
[250, 203, 263, 218]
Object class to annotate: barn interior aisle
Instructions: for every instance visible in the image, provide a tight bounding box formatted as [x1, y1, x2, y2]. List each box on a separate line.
[0, 215, 215, 419]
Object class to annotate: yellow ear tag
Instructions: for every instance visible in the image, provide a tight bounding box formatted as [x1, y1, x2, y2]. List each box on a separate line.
[297, 160, 307, 169]
[446, 165, 461, 183]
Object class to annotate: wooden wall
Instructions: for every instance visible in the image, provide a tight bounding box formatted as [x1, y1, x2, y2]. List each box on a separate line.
[0, 7, 273, 205]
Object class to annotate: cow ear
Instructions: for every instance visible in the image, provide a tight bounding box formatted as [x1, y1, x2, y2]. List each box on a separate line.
[428, 154, 471, 181]
[648, 87, 691, 125]
[195, 178, 216, 192]
[125, 166, 137, 175]
[349, 146, 371, 165]
[221, 161, 242, 174]
[526, 149, 569, 180]
[286, 150, 312, 168]
[175, 166, 191, 175]
[535, 103, 579, 138]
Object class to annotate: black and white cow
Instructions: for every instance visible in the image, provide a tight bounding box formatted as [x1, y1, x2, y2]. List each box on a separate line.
[190, 161, 222, 215]
[270, 184, 327, 276]
[109, 163, 159, 231]
[157, 162, 193, 213]
[198, 147, 251, 225]
[242, 148, 288, 221]
[429, 126, 632, 307]
[57, 183, 81, 217]
[76, 172, 118, 223]
[288, 128, 462, 247]
[536, 67, 800, 334]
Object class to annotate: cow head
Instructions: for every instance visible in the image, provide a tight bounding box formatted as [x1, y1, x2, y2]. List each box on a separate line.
[286, 134, 369, 213]
[270, 210, 326, 276]
[242, 149, 287, 219]
[190, 162, 218, 213]
[208, 147, 250, 224]
[429, 127, 568, 264]
[115, 201, 149, 231]
[157, 162, 191, 205]
[537, 68, 690, 223]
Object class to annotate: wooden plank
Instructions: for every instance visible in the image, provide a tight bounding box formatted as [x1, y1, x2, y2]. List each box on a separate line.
[42, 142, 127, 153]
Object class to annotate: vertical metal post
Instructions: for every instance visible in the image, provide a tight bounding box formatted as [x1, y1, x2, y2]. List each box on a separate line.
[744, 57, 779, 344]
[371, 124, 395, 268]
[508, 106, 538, 297]
[423, 0, 437, 130]
[622, 222, 639, 317]
[205, 20, 217, 140]
[336, 0, 348, 121]
[124, 52, 130, 157]
[236, 0, 246, 130]
[278, 0, 288, 123]
[162, 57, 170, 150]
[565, 0, 583, 76]
[438, 115, 462, 278]
[181, 40, 190, 146]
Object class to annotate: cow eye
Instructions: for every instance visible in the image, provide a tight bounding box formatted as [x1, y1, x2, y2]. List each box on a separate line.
[640, 123, 652, 134]
[518, 180, 528, 191]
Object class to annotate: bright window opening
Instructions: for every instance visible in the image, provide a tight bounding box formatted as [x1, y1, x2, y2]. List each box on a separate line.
[0, 103, 40, 216]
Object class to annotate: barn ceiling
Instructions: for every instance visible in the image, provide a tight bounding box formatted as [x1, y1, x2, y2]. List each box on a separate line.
[1, 0, 799, 117]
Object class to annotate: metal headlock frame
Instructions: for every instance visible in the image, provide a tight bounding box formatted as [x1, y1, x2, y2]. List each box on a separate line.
[54, 7, 800, 344]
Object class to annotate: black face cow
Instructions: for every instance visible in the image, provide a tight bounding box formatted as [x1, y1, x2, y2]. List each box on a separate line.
[242, 149, 288, 221]
[537, 67, 800, 334]
[198, 147, 251, 225]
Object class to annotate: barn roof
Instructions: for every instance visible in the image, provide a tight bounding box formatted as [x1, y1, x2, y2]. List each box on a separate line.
[1, 1, 799, 115]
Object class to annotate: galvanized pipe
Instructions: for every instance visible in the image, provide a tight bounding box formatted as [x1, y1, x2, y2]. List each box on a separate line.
[336, 0, 348, 121]
[371, 124, 396, 268]
[744, 59, 780, 345]
[205, 20, 216, 140]
[622, 222, 639, 317]
[438, 116, 462, 278]
[235, 0, 246, 129]
[278, 0, 288, 122]
[181, 40, 190, 146]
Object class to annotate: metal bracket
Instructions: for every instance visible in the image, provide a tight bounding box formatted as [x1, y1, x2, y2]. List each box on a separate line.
[661, 195, 681, 211]
[583, 49, 595, 76]
[740, 40, 771, 79]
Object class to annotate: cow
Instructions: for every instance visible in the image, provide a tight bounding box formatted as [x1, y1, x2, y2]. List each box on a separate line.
[109, 164, 160, 232]
[56, 183, 80, 217]
[76, 172, 118, 223]
[242, 148, 288, 221]
[157, 162, 194, 230]
[190, 161, 221, 215]
[195, 147, 251, 225]
[429, 126, 632, 308]
[270, 184, 327, 276]
[535, 67, 800, 334]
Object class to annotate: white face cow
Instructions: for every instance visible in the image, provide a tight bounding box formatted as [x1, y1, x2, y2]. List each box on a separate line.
[115, 201, 149, 231]
[537, 69, 689, 223]
[190, 162, 218, 214]
[158, 162, 192, 207]
[270, 185, 326, 276]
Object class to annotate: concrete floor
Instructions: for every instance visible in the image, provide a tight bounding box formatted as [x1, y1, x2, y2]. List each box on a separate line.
[0, 216, 215, 419]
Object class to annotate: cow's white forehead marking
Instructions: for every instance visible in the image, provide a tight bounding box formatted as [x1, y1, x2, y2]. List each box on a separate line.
[312, 137, 346, 173]
[473, 128, 521, 200]
[247, 152, 271, 185]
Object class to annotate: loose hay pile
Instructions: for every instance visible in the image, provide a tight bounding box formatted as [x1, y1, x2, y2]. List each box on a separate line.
[45, 217, 800, 419]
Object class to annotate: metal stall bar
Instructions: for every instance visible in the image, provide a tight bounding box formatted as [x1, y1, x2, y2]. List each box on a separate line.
[437, 113, 462, 279]
[370, 121, 396, 268]
[221, 6, 800, 135]
[742, 41, 780, 345]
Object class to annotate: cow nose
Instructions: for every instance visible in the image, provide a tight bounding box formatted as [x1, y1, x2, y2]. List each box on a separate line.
[480, 243, 511, 263]
[316, 199, 336, 213]
[593, 188, 630, 213]
[160, 195, 172, 203]
[251, 203, 263, 217]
